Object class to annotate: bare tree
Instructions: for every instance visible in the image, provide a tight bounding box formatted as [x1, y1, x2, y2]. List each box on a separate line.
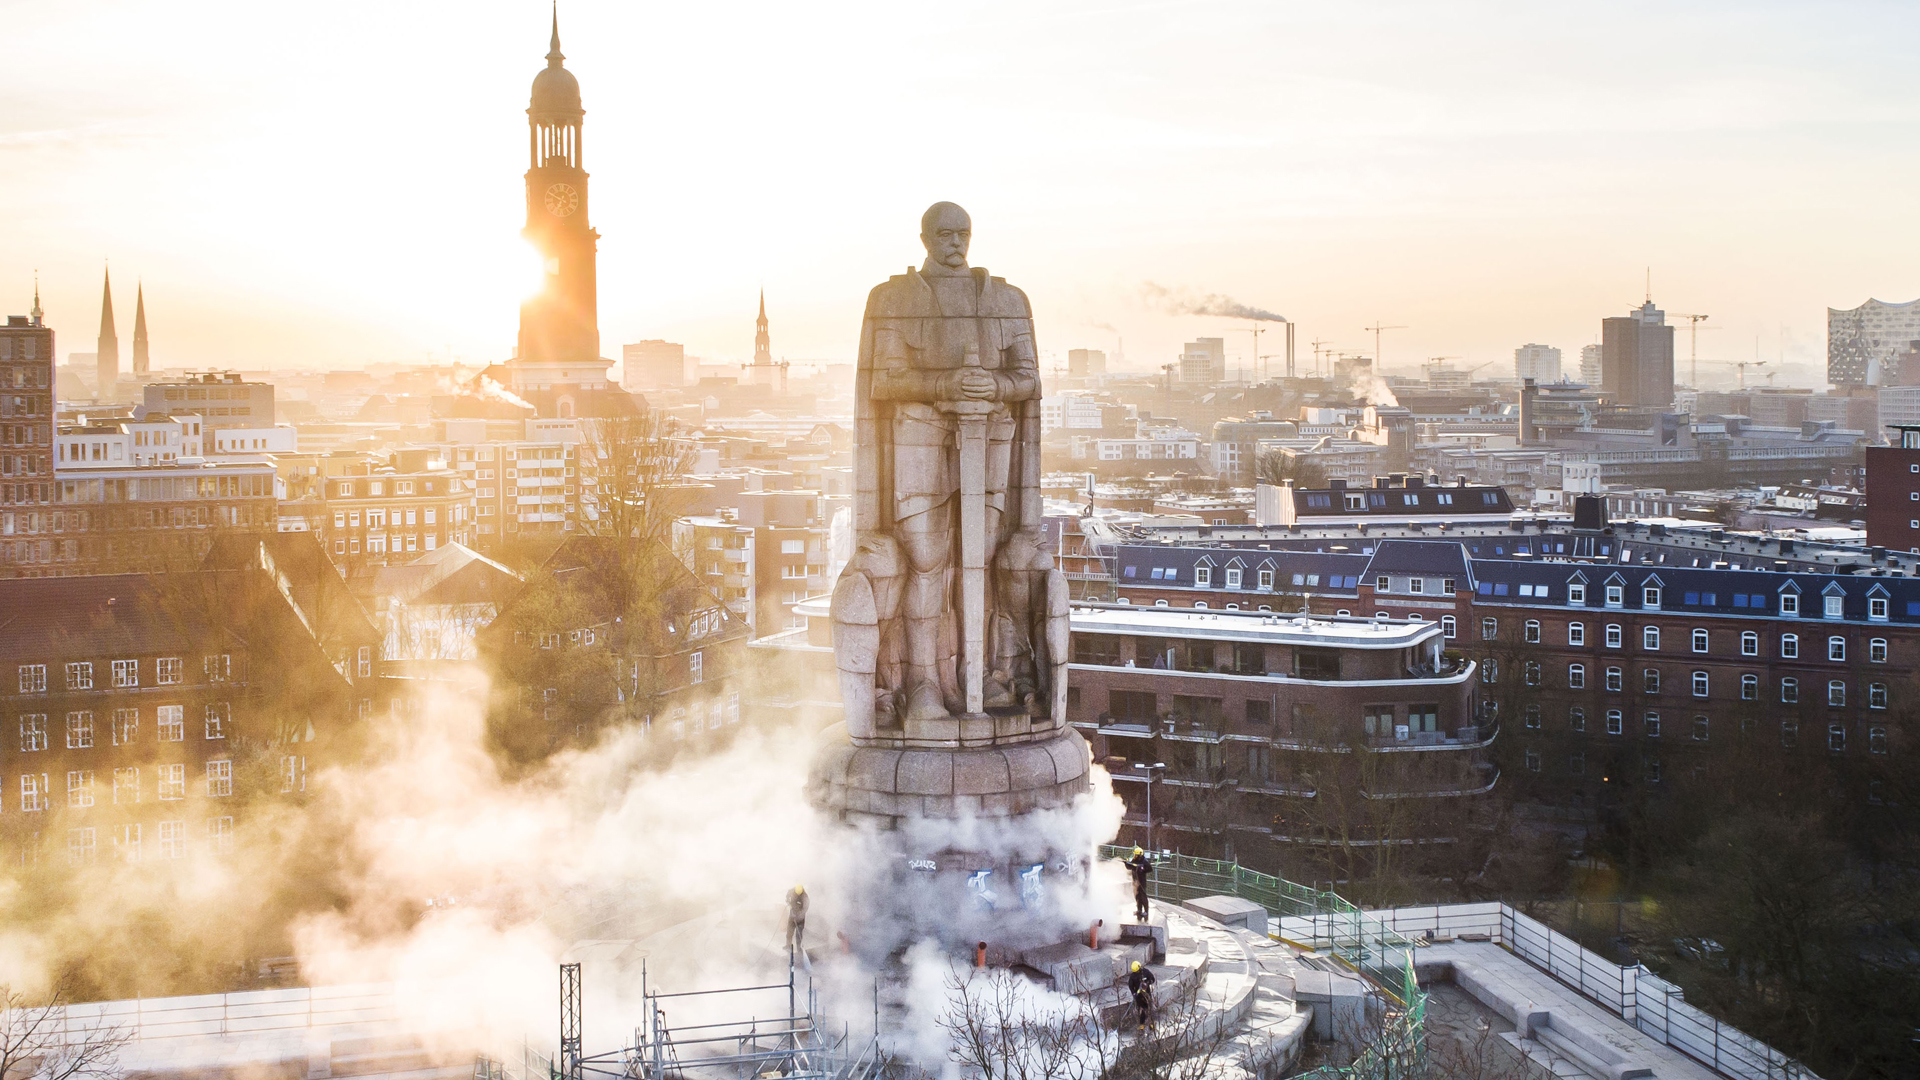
[0, 980, 131, 1080]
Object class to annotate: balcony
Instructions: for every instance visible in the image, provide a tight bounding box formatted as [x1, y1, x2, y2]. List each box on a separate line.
[722, 547, 750, 563]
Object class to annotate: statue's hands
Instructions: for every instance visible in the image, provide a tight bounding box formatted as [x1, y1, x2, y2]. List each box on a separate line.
[950, 368, 998, 401]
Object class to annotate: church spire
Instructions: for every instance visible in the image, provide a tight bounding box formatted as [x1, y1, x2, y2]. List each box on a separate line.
[97, 264, 119, 394]
[753, 289, 772, 367]
[30, 271, 42, 327]
[547, 3, 564, 65]
[132, 281, 150, 376]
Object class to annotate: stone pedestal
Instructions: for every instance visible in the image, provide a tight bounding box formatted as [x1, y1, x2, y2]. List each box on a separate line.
[808, 722, 1090, 827]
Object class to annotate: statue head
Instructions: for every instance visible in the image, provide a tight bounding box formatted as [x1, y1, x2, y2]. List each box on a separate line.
[920, 202, 971, 272]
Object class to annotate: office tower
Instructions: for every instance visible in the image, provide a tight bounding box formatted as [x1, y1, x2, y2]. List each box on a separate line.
[1514, 343, 1561, 382]
[1600, 300, 1675, 407]
[1579, 344, 1602, 386]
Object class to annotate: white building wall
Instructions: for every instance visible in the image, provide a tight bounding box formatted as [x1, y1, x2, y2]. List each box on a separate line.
[1515, 343, 1562, 382]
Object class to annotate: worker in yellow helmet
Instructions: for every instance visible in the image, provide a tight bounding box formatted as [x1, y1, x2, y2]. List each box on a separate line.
[1127, 960, 1156, 1029]
[1124, 847, 1153, 922]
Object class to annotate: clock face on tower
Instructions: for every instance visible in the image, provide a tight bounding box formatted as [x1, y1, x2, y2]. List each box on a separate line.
[544, 183, 580, 217]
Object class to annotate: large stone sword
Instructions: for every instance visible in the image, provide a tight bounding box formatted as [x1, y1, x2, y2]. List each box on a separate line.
[942, 344, 994, 718]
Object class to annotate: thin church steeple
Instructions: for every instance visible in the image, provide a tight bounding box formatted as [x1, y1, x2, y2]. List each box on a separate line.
[96, 265, 119, 395]
[132, 281, 150, 376]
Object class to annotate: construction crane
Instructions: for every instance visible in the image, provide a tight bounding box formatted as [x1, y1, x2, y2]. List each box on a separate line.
[1700, 359, 1769, 390]
[1227, 325, 1266, 383]
[1309, 339, 1336, 378]
[1667, 313, 1714, 387]
[1364, 322, 1407, 368]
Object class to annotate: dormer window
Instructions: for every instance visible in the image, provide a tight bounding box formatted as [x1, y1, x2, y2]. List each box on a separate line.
[1568, 583, 1586, 604]
[1780, 593, 1799, 617]
[1824, 595, 1843, 619]
[1224, 568, 1241, 589]
[1643, 586, 1662, 609]
[1869, 597, 1888, 621]
[1376, 575, 1390, 592]
[1409, 578, 1424, 594]
[1606, 585, 1624, 607]
[1193, 566, 1211, 587]
[1344, 493, 1366, 511]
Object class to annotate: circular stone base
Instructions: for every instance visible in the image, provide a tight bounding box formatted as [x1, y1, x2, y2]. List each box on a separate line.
[806, 721, 1092, 827]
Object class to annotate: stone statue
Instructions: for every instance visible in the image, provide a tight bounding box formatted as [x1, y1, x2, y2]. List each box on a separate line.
[832, 203, 1071, 740]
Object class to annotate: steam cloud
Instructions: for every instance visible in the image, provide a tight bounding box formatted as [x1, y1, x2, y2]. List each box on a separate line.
[0, 670, 1127, 1071]
[1140, 282, 1286, 323]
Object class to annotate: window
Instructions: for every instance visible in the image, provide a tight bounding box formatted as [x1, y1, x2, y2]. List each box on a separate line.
[1781, 634, 1798, 659]
[66, 711, 92, 748]
[1781, 677, 1798, 704]
[1569, 707, 1586, 732]
[1524, 704, 1542, 729]
[1865, 681, 1886, 709]
[1443, 578, 1457, 595]
[1693, 715, 1710, 742]
[1642, 626, 1660, 651]
[1480, 618, 1497, 641]
[1828, 723, 1846, 751]
[156, 820, 184, 859]
[114, 767, 139, 804]
[1225, 568, 1242, 589]
[1606, 584, 1623, 606]
[1869, 596, 1888, 620]
[157, 705, 184, 742]
[18, 664, 46, 694]
[1740, 674, 1758, 700]
[1257, 569, 1273, 590]
[1568, 622, 1585, 646]
[204, 703, 228, 739]
[66, 662, 93, 690]
[208, 816, 233, 854]
[1605, 624, 1623, 648]
[112, 709, 137, 746]
[1827, 636, 1845, 662]
[1869, 638, 1887, 663]
[690, 651, 704, 684]
[1827, 681, 1845, 707]
[1740, 631, 1758, 657]
[1643, 586, 1661, 608]
[1375, 575, 1389, 591]
[1780, 593, 1799, 616]
[1568, 583, 1586, 604]
[1524, 620, 1540, 643]
[1691, 629, 1708, 654]
[1525, 748, 1542, 772]
[205, 654, 231, 682]
[1605, 667, 1622, 692]
[67, 770, 95, 807]
[1869, 726, 1888, 754]
[1523, 661, 1541, 686]
[1606, 709, 1623, 735]
[1692, 671, 1709, 698]
[19, 773, 47, 812]
[1408, 578, 1424, 594]
[114, 823, 141, 863]
[1568, 663, 1586, 689]
[357, 646, 371, 678]
[281, 755, 306, 793]
[112, 659, 138, 688]
[156, 657, 182, 685]
[1646, 759, 1662, 784]
[1109, 690, 1157, 722]
[68, 827, 97, 866]
[1644, 712, 1661, 738]
[1642, 668, 1660, 694]
[1781, 720, 1798, 747]
[1824, 595, 1843, 619]
[20, 714, 47, 752]
[1194, 567, 1211, 587]
[206, 760, 232, 797]
[158, 764, 185, 800]
[1441, 616, 1456, 640]
[1481, 659, 1498, 684]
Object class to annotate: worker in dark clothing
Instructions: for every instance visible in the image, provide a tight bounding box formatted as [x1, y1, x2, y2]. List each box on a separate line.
[1124, 847, 1152, 922]
[1127, 960, 1156, 1029]
[785, 884, 808, 954]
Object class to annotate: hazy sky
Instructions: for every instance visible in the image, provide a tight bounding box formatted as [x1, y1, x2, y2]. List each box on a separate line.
[6, 0, 1920, 386]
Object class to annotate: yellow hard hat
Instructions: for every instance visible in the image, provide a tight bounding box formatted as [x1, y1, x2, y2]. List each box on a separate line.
[1131, 961, 1142, 972]
[1132, 847, 1144, 856]
[794, 884, 804, 894]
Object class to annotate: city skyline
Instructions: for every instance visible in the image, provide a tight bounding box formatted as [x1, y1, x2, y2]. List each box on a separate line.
[6, 1, 1920, 381]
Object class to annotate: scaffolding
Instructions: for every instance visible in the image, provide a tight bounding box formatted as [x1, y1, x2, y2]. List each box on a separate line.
[541, 951, 884, 1080]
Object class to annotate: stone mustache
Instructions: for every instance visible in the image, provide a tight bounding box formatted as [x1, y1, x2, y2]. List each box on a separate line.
[832, 202, 1071, 742]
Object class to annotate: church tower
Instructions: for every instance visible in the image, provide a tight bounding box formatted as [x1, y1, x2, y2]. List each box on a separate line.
[96, 266, 118, 396]
[132, 281, 149, 377]
[514, 11, 602, 376]
[753, 289, 772, 367]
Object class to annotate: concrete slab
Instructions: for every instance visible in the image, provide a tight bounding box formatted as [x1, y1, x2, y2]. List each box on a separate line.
[1182, 894, 1270, 936]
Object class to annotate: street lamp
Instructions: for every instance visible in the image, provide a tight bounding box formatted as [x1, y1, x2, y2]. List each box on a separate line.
[1133, 761, 1167, 852]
